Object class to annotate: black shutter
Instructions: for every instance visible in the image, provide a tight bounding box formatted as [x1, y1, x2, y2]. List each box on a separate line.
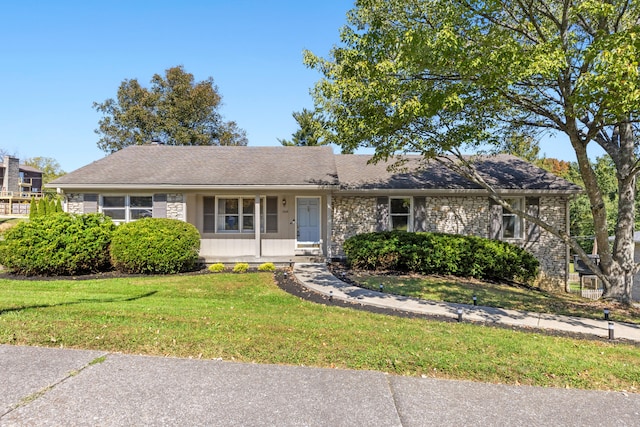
[203, 197, 215, 233]
[266, 196, 278, 233]
[83, 193, 98, 213]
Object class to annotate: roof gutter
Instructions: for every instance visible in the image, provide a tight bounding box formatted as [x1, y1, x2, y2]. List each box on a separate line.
[48, 183, 340, 192]
[335, 188, 584, 196]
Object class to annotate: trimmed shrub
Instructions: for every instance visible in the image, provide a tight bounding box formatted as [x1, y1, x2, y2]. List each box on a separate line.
[232, 262, 249, 273]
[110, 218, 201, 274]
[29, 198, 37, 220]
[37, 198, 47, 217]
[208, 263, 226, 273]
[0, 213, 115, 276]
[258, 262, 276, 272]
[343, 231, 539, 282]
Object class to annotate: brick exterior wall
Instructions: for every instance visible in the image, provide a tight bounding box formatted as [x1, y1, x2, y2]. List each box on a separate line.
[331, 195, 568, 287]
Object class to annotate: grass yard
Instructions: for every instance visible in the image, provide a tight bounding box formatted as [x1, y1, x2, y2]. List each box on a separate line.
[347, 271, 640, 324]
[0, 272, 639, 392]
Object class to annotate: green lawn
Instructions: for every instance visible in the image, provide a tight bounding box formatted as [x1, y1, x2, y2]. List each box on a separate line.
[0, 272, 639, 392]
[349, 271, 640, 324]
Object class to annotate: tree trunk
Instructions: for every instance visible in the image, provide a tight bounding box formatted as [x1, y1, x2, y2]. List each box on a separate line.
[601, 122, 637, 304]
[603, 263, 634, 304]
[567, 120, 638, 304]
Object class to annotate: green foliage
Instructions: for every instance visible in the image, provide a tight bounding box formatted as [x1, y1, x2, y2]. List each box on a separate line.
[29, 197, 64, 219]
[343, 231, 539, 282]
[0, 213, 115, 276]
[306, 0, 640, 302]
[499, 133, 541, 163]
[28, 198, 37, 220]
[37, 198, 47, 216]
[232, 262, 249, 273]
[208, 263, 226, 273]
[110, 218, 201, 274]
[278, 109, 328, 147]
[93, 66, 248, 153]
[257, 262, 276, 272]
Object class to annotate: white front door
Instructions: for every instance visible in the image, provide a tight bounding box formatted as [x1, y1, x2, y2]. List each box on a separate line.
[296, 197, 320, 245]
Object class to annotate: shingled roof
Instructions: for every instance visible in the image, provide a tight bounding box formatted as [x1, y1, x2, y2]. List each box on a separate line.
[50, 145, 581, 193]
[335, 154, 582, 192]
[51, 145, 339, 188]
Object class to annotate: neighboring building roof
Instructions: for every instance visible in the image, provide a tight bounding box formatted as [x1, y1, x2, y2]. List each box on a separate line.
[50, 145, 339, 189]
[19, 165, 42, 174]
[335, 154, 583, 193]
[0, 162, 42, 174]
[49, 145, 582, 194]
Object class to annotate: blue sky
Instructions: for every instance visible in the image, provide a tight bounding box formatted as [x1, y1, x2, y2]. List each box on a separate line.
[1, 0, 593, 173]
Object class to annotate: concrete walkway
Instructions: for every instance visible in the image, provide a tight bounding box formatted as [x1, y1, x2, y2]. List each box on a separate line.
[293, 263, 640, 343]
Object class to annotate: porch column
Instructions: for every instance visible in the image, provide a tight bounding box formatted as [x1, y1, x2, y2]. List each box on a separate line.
[255, 195, 262, 258]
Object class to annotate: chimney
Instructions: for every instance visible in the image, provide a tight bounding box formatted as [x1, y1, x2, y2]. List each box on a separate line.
[2, 156, 20, 195]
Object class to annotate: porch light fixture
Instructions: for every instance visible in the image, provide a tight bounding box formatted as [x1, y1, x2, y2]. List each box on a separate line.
[282, 198, 287, 206]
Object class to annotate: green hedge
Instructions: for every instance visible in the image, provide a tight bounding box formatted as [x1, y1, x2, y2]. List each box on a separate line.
[0, 213, 115, 276]
[343, 231, 539, 282]
[110, 218, 201, 274]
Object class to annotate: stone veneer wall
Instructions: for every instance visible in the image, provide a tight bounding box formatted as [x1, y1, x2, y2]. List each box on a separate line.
[66, 193, 84, 214]
[166, 193, 185, 221]
[331, 194, 568, 286]
[331, 196, 378, 257]
[423, 196, 489, 235]
[525, 196, 568, 287]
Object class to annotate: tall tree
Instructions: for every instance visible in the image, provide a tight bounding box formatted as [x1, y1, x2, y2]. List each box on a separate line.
[278, 109, 328, 147]
[306, 0, 640, 303]
[23, 157, 66, 185]
[499, 133, 541, 163]
[94, 66, 248, 153]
